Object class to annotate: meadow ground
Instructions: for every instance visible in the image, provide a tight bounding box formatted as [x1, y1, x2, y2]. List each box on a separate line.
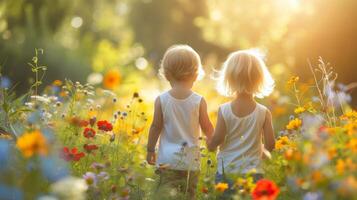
[0, 51, 356, 200]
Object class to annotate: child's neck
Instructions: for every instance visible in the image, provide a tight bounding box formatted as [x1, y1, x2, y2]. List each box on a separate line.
[236, 93, 254, 101]
[169, 81, 193, 99]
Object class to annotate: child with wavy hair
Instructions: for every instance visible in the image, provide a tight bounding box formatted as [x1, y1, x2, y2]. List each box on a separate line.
[146, 45, 213, 199]
[208, 49, 276, 188]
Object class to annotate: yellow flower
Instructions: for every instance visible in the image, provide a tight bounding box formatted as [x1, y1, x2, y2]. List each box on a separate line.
[16, 130, 48, 158]
[287, 76, 299, 85]
[327, 147, 337, 159]
[336, 158, 356, 175]
[286, 118, 302, 131]
[52, 80, 63, 86]
[215, 182, 229, 192]
[294, 106, 306, 114]
[235, 177, 255, 194]
[340, 110, 357, 121]
[275, 136, 291, 150]
[344, 120, 357, 136]
[103, 69, 121, 90]
[346, 138, 357, 153]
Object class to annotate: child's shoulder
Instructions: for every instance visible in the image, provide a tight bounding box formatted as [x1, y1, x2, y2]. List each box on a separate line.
[256, 102, 269, 111]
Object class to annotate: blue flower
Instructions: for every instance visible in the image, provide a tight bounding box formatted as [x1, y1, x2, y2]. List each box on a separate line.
[0, 76, 11, 89]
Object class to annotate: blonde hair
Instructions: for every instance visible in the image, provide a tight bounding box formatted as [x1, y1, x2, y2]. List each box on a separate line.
[217, 49, 275, 98]
[160, 45, 204, 81]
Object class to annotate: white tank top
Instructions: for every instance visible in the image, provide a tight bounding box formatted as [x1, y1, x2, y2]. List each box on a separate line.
[217, 102, 267, 174]
[157, 91, 202, 171]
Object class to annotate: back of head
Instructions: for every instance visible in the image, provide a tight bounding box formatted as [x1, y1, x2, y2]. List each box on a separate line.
[160, 45, 204, 82]
[217, 49, 275, 98]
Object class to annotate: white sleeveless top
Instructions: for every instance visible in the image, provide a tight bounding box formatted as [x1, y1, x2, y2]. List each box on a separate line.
[217, 102, 267, 174]
[157, 91, 202, 171]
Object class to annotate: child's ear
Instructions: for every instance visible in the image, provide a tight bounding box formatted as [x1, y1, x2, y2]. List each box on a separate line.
[192, 73, 198, 82]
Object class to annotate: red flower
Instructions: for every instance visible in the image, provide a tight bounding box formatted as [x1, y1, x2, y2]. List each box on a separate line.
[70, 117, 88, 127]
[84, 144, 98, 154]
[79, 120, 89, 127]
[60, 147, 85, 161]
[252, 179, 280, 200]
[83, 128, 96, 138]
[97, 120, 113, 132]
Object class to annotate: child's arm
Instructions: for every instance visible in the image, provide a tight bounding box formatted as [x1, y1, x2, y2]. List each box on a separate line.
[199, 98, 214, 142]
[146, 97, 163, 165]
[207, 108, 226, 151]
[263, 109, 275, 152]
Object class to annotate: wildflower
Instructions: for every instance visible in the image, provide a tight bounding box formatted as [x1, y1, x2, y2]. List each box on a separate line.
[103, 69, 121, 90]
[83, 144, 98, 154]
[346, 138, 357, 153]
[97, 171, 109, 180]
[236, 177, 255, 194]
[275, 136, 292, 150]
[344, 120, 357, 135]
[87, 72, 103, 85]
[83, 128, 96, 139]
[340, 110, 357, 121]
[215, 182, 229, 192]
[133, 92, 139, 98]
[286, 118, 302, 131]
[251, 179, 279, 200]
[91, 162, 106, 170]
[16, 130, 48, 158]
[60, 147, 85, 162]
[336, 158, 356, 175]
[287, 76, 299, 86]
[53, 80, 63, 86]
[201, 187, 209, 194]
[327, 147, 337, 159]
[311, 171, 324, 183]
[97, 120, 113, 132]
[70, 117, 87, 127]
[294, 106, 306, 114]
[83, 172, 97, 186]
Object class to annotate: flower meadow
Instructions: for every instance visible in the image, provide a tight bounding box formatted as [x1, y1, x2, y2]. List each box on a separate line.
[0, 52, 356, 200]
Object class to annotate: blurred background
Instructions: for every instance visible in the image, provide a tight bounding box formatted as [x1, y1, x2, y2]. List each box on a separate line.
[0, 0, 356, 106]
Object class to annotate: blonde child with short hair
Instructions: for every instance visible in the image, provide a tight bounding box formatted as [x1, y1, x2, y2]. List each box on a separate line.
[146, 45, 213, 199]
[208, 49, 276, 188]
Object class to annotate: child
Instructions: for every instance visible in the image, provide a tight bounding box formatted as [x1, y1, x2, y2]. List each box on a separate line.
[208, 49, 276, 187]
[146, 45, 213, 199]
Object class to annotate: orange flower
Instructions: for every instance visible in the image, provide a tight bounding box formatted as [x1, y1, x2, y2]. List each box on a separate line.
[16, 130, 48, 158]
[215, 182, 229, 192]
[346, 138, 357, 153]
[103, 69, 121, 89]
